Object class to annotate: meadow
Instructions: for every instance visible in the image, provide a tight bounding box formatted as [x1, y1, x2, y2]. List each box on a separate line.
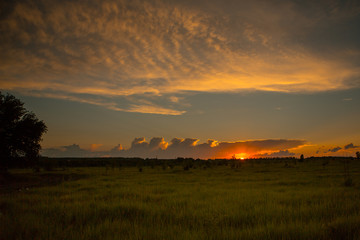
[1, 158, 360, 240]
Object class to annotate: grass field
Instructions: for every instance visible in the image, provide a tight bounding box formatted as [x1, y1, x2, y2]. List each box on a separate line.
[1, 159, 360, 240]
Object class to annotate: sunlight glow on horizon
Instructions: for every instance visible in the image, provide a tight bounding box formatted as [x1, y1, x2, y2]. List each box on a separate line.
[234, 153, 250, 160]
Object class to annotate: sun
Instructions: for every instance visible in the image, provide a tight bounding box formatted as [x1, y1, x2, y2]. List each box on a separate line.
[234, 153, 248, 160]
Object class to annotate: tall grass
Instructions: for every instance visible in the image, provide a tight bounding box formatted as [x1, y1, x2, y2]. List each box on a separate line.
[1, 159, 360, 239]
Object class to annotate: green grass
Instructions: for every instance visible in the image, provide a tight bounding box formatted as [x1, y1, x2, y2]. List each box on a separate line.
[1, 159, 360, 239]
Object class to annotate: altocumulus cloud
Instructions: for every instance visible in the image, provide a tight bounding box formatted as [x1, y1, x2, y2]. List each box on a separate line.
[1, 0, 360, 114]
[42, 137, 306, 158]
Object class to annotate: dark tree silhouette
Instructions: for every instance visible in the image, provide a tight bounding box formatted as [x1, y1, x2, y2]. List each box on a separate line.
[0, 92, 47, 172]
[299, 154, 304, 162]
[356, 151, 360, 160]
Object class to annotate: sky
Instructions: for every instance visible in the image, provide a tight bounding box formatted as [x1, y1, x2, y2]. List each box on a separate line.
[1, 0, 360, 158]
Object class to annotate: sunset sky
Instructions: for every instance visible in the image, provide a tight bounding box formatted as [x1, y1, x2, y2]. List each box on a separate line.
[1, 0, 359, 158]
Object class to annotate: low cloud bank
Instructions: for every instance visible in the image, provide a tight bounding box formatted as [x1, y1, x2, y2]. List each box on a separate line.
[42, 137, 306, 159]
[253, 150, 296, 158]
[327, 146, 342, 153]
[316, 142, 360, 155]
[344, 143, 359, 150]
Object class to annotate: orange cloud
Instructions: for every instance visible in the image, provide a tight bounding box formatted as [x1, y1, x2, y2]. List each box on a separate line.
[1, 0, 359, 114]
[126, 105, 185, 115]
[112, 144, 123, 151]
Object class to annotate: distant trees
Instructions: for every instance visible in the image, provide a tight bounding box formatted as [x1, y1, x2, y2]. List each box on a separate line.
[299, 154, 304, 162]
[356, 151, 360, 160]
[0, 92, 47, 172]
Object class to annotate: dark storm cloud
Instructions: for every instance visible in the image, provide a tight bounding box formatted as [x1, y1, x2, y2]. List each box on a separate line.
[1, 0, 360, 114]
[42, 137, 306, 158]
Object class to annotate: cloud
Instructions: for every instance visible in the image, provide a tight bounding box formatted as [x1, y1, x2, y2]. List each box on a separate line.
[42, 144, 89, 157]
[111, 144, 123, 151]
[169, 96, 180, 103]
[168, 138, 199, 148]
[90, 144, 103, 152]
[125, 137, 169, 157]
[42, 137, 307, 159]
[327, 146, 342, 153]
[1, 0, 359, 114]
[131, 137, 148, 149]
[253, 150, 296, 158]
[149, 137, 168, 150]
[210, 139, 306, 159]
[126, 104, 185, 115]
[344, 143, 359, 150]
[11, 89, 185, 115]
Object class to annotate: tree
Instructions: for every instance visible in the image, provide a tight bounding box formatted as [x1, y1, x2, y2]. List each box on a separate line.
[0, 92, 47, 171]
[299, 154, 304, 162]
[356, 151, 360, 160]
